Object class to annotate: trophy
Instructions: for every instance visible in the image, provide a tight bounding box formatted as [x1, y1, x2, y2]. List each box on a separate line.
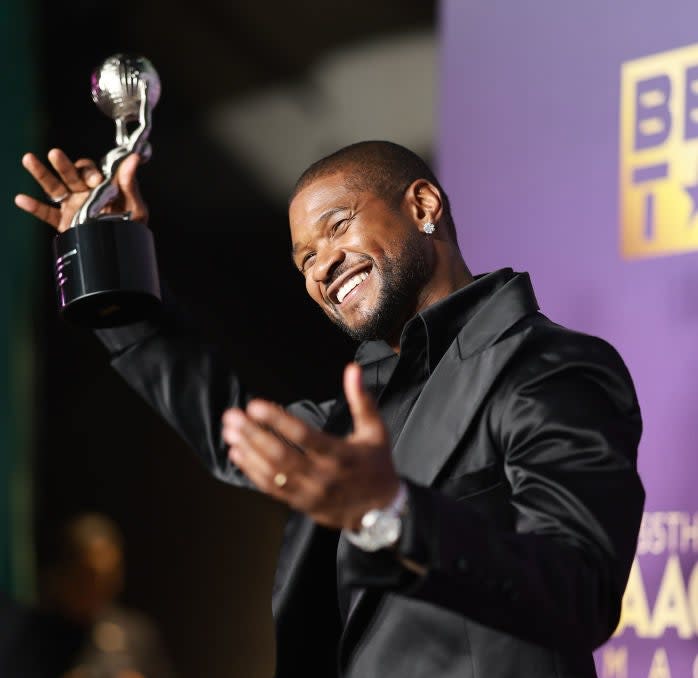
[53, 54, 162, 327]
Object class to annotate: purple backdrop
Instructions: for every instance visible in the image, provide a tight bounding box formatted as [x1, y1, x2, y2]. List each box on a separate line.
[439, 2, 698, 676]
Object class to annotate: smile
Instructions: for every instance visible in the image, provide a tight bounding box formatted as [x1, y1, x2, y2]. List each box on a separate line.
[327, 264, 372, 305]
[337, 271, 369, 303]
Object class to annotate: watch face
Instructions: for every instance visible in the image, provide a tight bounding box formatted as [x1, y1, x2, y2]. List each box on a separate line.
[369, 513, 401, 544]
[360, 510, 401, 551]
[345, 484, 407, 552]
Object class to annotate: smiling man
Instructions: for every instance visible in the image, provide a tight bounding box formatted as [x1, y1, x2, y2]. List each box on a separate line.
[17, 141, 644, 678]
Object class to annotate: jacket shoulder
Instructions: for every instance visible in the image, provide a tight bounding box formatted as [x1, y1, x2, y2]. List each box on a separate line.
[500, 313, 639, 408]
[513, 313, 631, 367]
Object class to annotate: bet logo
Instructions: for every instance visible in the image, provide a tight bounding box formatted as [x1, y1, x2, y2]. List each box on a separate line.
[620, 43, 698, 259]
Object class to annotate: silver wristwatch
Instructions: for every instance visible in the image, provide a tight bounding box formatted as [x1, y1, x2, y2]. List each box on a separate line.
[345, 482, 409, 552]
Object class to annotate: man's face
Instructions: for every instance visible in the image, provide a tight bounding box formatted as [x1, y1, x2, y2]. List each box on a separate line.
[289, 172, 431, 344]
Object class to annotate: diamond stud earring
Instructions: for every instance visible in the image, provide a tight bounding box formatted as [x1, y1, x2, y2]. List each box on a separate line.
[423, 222, 436, 234]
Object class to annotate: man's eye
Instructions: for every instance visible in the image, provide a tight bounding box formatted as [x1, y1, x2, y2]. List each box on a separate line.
[301, 253, 315, 272]
[331, 217, 351, 235]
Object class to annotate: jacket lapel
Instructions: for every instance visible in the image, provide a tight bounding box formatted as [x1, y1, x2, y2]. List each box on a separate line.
[394, 271, 539, 485]
[394, 331, 529, 485]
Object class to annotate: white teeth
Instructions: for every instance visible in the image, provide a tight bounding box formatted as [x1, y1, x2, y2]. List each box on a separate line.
[337, 271, 369, 303]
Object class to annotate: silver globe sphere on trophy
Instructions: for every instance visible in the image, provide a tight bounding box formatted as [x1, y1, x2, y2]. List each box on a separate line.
[53, 54, 162, 327]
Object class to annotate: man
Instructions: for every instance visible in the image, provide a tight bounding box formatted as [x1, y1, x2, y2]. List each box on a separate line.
[1, 514, 174, 678]
[16, 141, 644, 677]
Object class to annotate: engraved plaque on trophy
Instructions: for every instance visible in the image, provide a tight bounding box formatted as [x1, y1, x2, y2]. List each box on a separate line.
[53, 54, 162, 327]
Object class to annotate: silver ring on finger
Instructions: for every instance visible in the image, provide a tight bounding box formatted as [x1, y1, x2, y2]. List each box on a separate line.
[49, 191, 70, 204]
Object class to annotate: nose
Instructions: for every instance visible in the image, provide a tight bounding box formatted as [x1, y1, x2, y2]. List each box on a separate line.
[312, 243, 344, 284]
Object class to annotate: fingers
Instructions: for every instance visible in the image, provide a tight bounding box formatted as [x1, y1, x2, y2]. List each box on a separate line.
[47, 148, 91, 193]
[22, 151, 101, 196]
[117, 153, 140, 186]
[17, 151, 105, 231]
[21, 152, 70, 203]
[74, 158, 103, 188]
[343, 363, 385, 443]
[222, 408, 318, 500]
[245, 399, 333, 457]
[116, 154, 149, 223]
[222, 396, 395, 529]
[224, 408, 295, 465]
[14, 193, 61, 229]
[17, 149, 150, 230]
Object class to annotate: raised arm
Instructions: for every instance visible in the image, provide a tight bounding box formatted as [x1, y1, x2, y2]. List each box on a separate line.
[15, 150, 331, 487]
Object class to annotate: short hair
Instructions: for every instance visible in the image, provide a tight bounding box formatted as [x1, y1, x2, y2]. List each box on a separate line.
[290, 141, 456, 239]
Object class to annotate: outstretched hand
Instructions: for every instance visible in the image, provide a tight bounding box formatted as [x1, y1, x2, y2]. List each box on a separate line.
[222, 362, 400, 531]
[14, 149, 147, 232]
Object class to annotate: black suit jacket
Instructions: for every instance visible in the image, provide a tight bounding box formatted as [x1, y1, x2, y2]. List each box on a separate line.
[97, 270, 644, 678]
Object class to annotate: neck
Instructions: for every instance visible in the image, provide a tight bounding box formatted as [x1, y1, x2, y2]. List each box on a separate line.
[387, 245, 472, 352]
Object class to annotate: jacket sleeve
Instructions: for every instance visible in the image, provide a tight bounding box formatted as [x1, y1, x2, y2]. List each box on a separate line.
[342, 331, 644, 654]
[95, 307, 333, 487]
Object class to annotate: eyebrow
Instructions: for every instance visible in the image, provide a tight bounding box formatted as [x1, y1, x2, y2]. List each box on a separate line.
[291, 206, 350, 259]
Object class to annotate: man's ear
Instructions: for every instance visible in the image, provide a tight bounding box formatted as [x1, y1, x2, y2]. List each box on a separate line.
[403, 179, 444, 228]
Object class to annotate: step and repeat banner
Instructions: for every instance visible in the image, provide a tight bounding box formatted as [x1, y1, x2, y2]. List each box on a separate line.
[439, 2, 698, 677]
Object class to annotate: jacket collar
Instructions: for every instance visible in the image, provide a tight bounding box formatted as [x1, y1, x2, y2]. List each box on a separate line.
[392, 270, 539, 486]
[354, 268, 524, 372]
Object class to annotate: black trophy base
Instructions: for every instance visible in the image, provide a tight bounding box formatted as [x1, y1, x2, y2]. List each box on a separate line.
[53, 216, 161, 328]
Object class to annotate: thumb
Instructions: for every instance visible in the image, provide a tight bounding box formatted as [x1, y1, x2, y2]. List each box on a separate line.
[343, 362, 385, 442]
[116, 152, 140, 187]
[116, 153, 148, 223]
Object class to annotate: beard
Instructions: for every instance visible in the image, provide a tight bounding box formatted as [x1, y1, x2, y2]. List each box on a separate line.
[328, 230, 431, 343]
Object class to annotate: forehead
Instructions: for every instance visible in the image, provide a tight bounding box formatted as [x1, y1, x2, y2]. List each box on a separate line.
[289, 172, 361, 238]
